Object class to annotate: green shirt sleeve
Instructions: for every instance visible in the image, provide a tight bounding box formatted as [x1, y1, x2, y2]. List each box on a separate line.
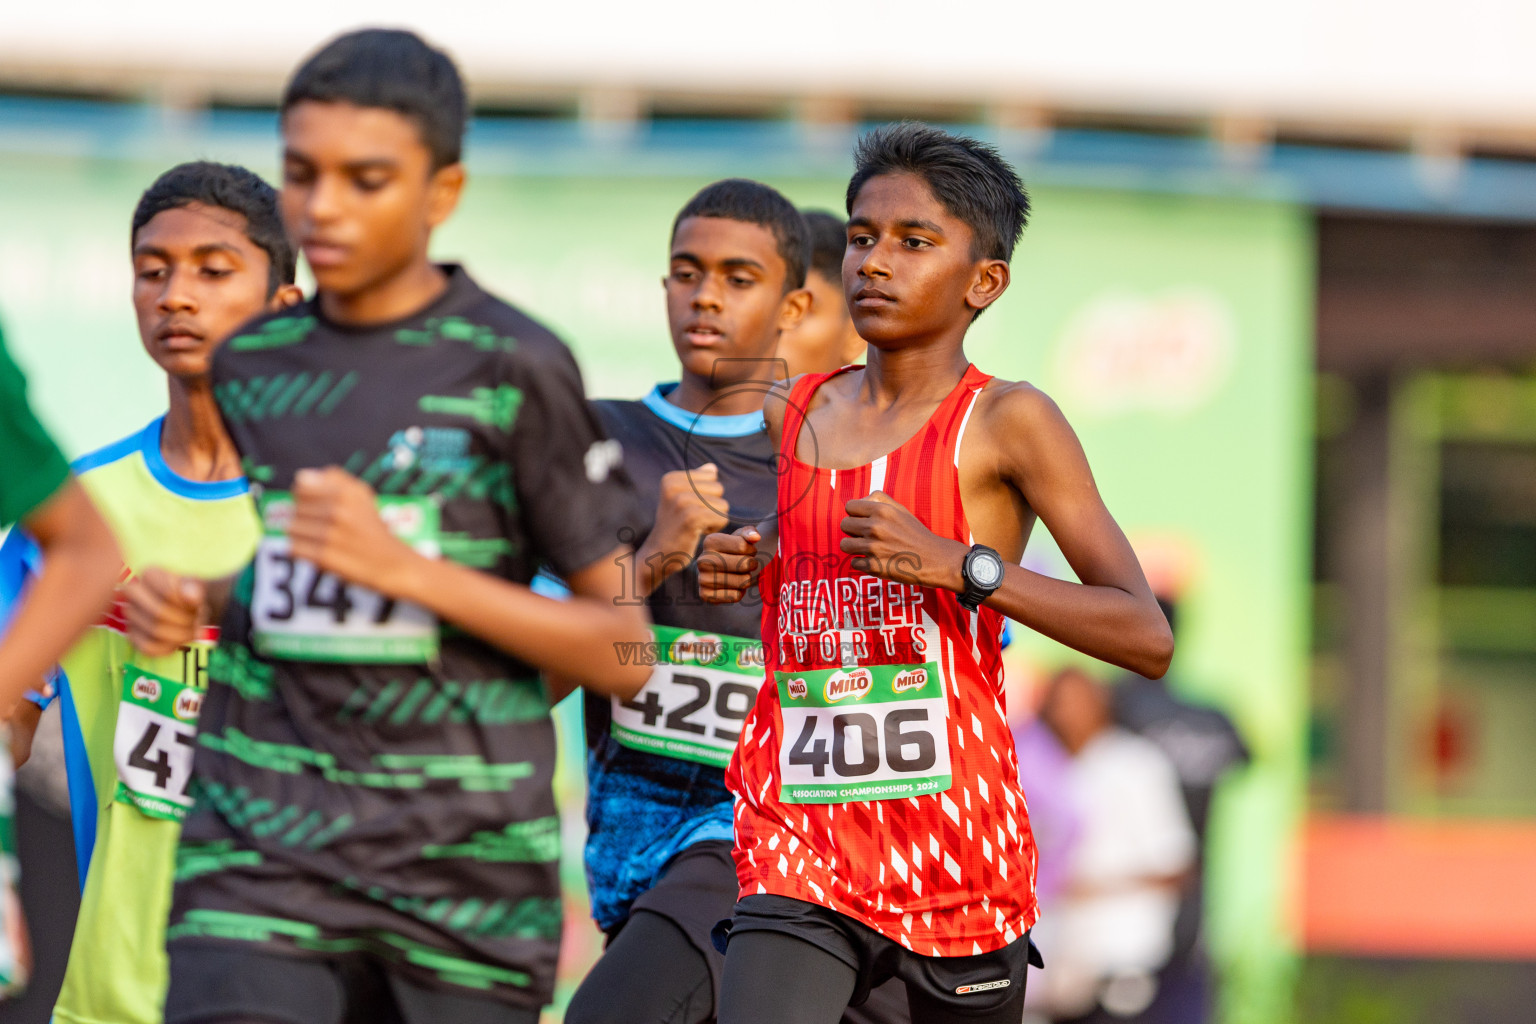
[0, 327, 70, 528]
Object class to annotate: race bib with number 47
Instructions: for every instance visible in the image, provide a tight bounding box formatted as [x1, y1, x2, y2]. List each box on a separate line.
[776, 661, 953, 804]
[611, 626, 764, 768]
[113, 666, 202, 821]
[251, 491, 440, 663]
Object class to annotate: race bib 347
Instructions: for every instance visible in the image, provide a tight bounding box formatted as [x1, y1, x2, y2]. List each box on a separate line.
[251, 491, 440, 664]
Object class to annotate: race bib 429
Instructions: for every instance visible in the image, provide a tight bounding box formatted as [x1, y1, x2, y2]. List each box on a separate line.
[776, 662, 952, 804]
[251, 491, 440, 664]
[611, 626, 764, 768]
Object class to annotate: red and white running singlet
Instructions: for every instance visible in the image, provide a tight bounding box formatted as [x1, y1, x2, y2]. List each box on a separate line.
[725, 364, 1039, 957]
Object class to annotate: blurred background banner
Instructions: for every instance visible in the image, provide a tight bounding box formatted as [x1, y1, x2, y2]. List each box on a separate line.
[3, 5, 1536, 1023]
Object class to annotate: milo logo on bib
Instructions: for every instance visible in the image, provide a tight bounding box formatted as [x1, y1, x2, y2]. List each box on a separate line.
[776, 660, 953, 804]
[131, 675, 162, 702]
[262, 493, 296, 531]
[670, 631, 724, 665]
[174, 688, 204, 721]
[824, 668, 872, 703]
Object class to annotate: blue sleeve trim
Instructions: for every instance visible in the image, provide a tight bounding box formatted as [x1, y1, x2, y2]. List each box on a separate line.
[2, 521, 60, 707]
[0, 526, 41, 631]
[531, 570, 571, 601]
[137, 418, 249, 501]
[642, 384, 766, 438]
[69, 426, 146, 475]
[72, 418, 249, 502]
[56, 671, 99, 893]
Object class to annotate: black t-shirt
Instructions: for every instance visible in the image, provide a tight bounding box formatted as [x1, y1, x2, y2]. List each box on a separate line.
[597, 385, 773, 640]
[171, 266, 632, 1008]
[580, 387, 776, 931]
[1112, 675, 1249, 841]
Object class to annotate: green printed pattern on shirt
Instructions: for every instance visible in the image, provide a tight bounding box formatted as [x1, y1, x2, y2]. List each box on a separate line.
[347, 451, 517, 511]
[166, 910, 538, 990]
[200, 728, 540, 793]
[337, 677, 548, 726]
[207, 644, 274, 702]
[227, 316, 317, 352]
[174, 838, 264, 881]
[339, 877, 562, 941]
[215, 370, 358, 424]
[418, 385, 524, 430]
[419, 816, 560, 863]
[394, 316, 518, 352]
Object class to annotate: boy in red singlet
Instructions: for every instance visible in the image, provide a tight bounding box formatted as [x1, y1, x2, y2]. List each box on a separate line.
[699, 123, 1174, 1024]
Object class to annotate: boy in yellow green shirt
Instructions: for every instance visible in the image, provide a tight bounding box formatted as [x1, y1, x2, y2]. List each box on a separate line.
[0, 160, 299, 1023]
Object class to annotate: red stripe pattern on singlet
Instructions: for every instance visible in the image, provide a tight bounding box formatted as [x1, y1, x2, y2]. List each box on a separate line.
[725, 364, 1039, 957]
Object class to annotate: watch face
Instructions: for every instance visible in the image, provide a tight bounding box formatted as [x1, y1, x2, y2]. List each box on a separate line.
[970, 551, 1003, 587]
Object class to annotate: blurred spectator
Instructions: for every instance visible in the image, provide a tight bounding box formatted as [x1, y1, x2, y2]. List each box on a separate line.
[1113, 596, 1250, 1024]
[1012, 716, 1082, 909]
[1032, 667, 1195, 1023]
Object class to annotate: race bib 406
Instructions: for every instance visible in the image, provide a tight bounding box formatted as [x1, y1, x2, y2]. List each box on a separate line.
[775, 662, 952, 804]
[251, 491, 440, 664]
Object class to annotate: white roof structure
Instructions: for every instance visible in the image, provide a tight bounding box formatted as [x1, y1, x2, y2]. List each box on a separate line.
[4, 0, 1536, 152]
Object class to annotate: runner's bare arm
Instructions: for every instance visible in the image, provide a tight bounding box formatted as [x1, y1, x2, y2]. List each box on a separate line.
[838, 384, 1170, 678]
[543, 461, 732, 703]
[983, 385, 1171, 677]
[760, 375, 796, 451]
[534, 552, 652, 701]
[0, 480, 120, 715]
[8, 700, 40, 767]
[289, 467, 651, 693]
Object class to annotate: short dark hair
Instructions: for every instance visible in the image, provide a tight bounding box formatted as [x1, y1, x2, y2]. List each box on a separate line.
[282, 28, 466, 170]
[800, 210, 846, 284]
[131, 162, 296, 295]
[672, 179, 810, 292]
[846, 122, 1030, 263]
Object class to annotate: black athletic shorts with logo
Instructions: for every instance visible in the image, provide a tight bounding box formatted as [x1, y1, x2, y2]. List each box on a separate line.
[713, 894, 1042, 1024]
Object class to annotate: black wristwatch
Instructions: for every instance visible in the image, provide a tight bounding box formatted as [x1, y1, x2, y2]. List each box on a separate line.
[959, 544, 1005, 612]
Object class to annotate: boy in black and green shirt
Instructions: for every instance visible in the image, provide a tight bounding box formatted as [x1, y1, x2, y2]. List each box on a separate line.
[129, 29, 649, 1023]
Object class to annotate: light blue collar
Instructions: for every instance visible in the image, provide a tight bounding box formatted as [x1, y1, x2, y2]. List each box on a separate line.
[137, 417, 249, 501]
[642, 383, 765, 438]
